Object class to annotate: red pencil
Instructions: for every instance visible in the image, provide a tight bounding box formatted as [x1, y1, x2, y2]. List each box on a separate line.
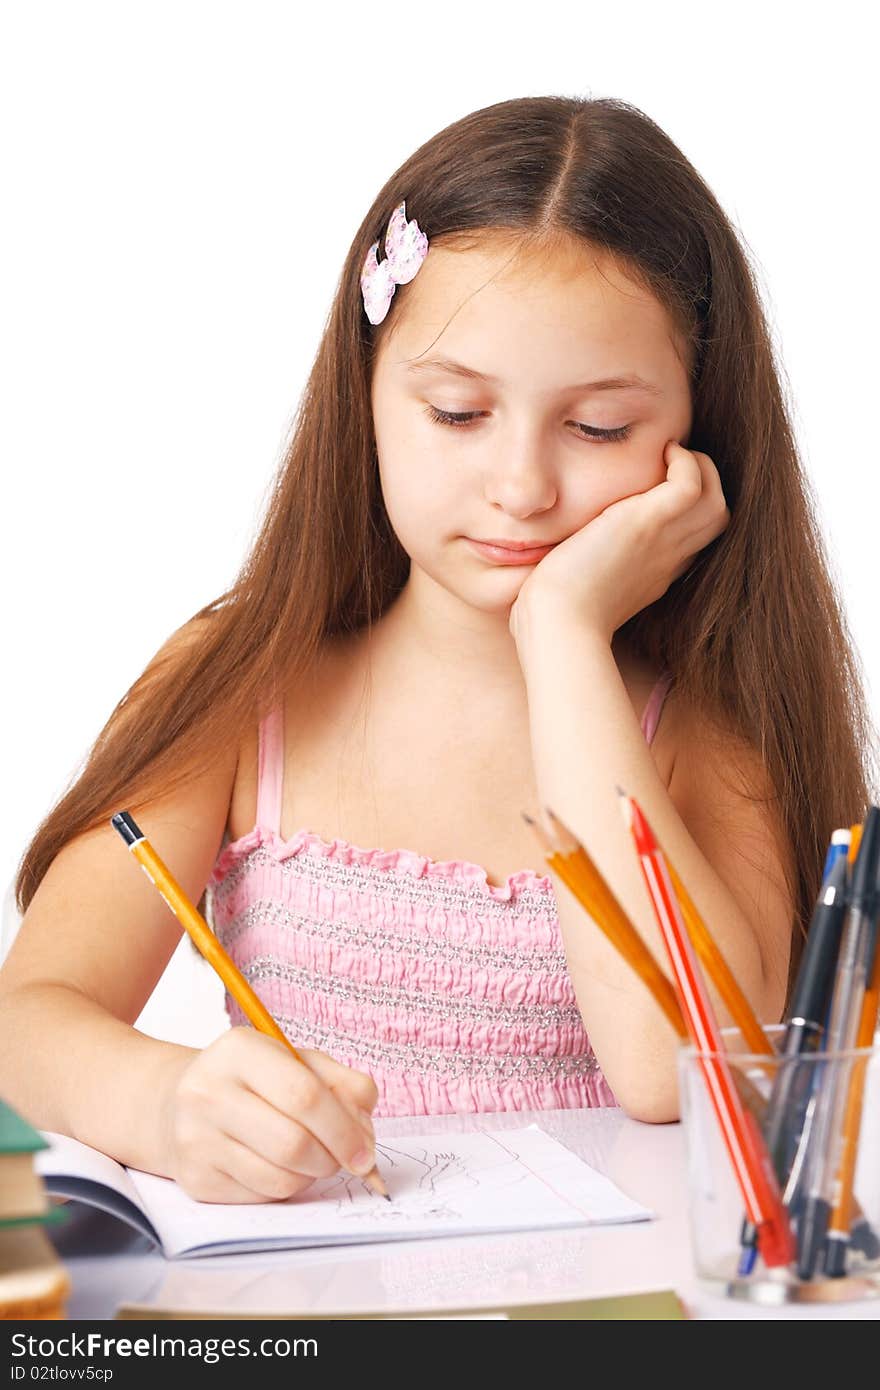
[616, 786, 794, 1269]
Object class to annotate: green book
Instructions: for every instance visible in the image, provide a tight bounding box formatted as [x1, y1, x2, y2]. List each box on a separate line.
[0, 1097, 52, 1225]
[0, 1097, 47, 1157]
[308, 1290, 690, 1321]
[119, 1290, 689, 1321]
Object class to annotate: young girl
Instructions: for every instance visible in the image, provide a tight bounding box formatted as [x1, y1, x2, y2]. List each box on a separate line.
[1, 95, 874, 1207]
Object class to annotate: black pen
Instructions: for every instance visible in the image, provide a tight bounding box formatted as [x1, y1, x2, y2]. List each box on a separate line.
[770, 853, 849, 1167]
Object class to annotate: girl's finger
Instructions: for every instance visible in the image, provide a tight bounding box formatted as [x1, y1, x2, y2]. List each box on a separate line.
[211, 1135, 319, 1202]
[665, 444, 730, 530]
[212, 1083, 345, 1180]
[282, 1048, 378, 1158]
[229, 1037, 377, 1179]
[681, 446, 729, 517]
[178, 1158, 311, 1206]
[301, 1049, 379, 1130]
[654, 443, 704, 518]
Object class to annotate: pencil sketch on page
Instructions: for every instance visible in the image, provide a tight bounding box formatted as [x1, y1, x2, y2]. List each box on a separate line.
[321, 1143, 493, 1222]
[123, 1124, 653, 1257]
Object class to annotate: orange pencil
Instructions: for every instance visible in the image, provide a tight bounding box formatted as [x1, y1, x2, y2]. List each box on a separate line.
[527, 806, 772, 1054]
[523, 806, 773, 1122]
[617, 786, 794, 1268]
[111, 810, 390, 1201]
[522, 809, 686, 1037]
[664, 860, 774, 1062]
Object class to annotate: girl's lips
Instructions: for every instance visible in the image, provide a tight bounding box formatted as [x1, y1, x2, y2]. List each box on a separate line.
[466, 538, 556, 565]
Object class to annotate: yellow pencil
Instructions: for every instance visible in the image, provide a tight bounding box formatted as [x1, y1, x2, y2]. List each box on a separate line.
[111, 810, 389, 1201]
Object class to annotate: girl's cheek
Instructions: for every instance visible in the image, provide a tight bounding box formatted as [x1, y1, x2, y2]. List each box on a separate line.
[617, 446, 669, 491]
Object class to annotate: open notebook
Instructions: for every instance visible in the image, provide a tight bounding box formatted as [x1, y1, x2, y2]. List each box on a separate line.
[35, 1124, 652, 1260]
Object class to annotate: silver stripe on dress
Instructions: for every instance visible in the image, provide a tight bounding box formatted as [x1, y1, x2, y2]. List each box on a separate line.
[231, 1011, 602, 1080]
[214, 899, 569, 971]
[210, 845, 557, 919]
[240, 955, 584, 1029]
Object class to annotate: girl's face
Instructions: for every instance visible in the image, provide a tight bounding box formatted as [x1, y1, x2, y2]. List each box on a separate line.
[371, 233, 694, 617]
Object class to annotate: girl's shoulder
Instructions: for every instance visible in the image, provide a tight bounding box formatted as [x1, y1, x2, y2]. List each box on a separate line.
[228, 723, 259, 842]
[615, 645, 754, 793]
[648, 673, 786, 863]
[225, 634, 351, 843]
[638, 669, 746, 796]
[613, 643, 678, 789]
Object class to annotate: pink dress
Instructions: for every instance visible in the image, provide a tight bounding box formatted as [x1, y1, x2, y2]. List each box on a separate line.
[207, 671, 673, 1117]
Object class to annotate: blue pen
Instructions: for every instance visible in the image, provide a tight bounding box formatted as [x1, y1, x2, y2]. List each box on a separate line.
[821, 829, 851, 885]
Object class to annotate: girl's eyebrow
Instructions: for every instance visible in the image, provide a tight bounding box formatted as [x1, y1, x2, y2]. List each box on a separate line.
[401, 354, 663, 396]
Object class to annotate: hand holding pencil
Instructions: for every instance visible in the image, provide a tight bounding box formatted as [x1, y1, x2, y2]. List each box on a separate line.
[111, 811, 390, 1204]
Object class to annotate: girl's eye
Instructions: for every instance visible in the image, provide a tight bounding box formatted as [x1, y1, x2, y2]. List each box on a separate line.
[422, 404, 632, 443]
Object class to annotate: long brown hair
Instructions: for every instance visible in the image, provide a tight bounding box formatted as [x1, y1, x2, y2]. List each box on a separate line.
[16, 95, 878, 996]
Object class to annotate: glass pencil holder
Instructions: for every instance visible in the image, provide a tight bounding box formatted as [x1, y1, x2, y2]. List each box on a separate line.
[678, 1024, 880, 1305]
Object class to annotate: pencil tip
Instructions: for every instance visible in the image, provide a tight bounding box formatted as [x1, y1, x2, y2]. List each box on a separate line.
[521, 811, 535, 825]
[384, 1193, 392, 1202]
[614, 784, 628, 799]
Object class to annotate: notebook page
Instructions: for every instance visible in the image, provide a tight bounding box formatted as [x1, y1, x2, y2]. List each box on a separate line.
[35, 1131, 158, 1245]
[125, 1124, 653, 1259]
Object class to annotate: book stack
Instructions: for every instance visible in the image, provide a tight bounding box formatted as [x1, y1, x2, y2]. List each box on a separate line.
[0, 1099, 70, 1320]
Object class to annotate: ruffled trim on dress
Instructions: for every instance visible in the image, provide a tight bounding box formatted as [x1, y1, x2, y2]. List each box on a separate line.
[211, 824, 554, 904]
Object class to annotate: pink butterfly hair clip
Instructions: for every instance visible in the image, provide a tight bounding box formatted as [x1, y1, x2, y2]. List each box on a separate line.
[360, 200, 429, 326]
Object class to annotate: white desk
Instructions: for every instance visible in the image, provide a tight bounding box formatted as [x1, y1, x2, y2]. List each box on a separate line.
[47, 1107, 880, 1320]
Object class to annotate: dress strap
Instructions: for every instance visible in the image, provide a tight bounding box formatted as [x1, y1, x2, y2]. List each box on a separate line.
[256, 704, 285, 834]
[641, 671, 674, 746]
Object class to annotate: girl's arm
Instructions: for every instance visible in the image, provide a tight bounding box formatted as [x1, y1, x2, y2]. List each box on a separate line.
[0, 705, 239, 1171]
[0, 629, 380, 1196]
[517, 609, 794, 1123]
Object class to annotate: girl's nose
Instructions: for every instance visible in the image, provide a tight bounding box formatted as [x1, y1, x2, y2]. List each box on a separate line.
[481, 432, 558, 516]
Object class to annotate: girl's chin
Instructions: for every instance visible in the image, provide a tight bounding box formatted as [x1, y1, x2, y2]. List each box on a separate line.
[462, 585, 529, 617]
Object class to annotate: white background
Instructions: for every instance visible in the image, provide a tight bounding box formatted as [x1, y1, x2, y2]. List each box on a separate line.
[2, 2, 877, 1042]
